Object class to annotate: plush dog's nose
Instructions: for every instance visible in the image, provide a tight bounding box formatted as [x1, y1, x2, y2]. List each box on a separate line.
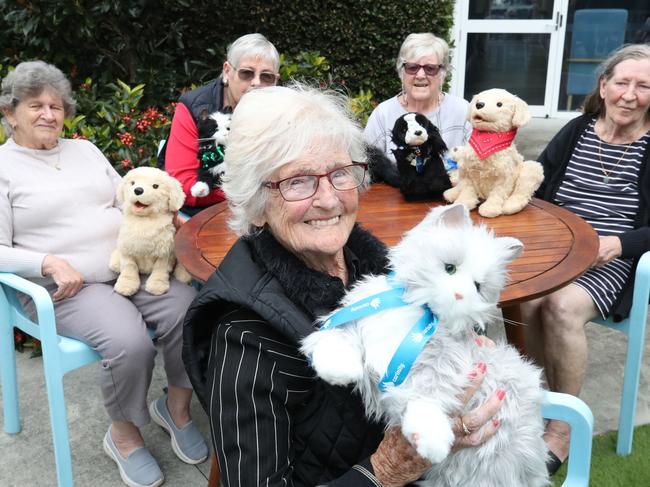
[475, 102, 485, 109]
[134, 187, 144, 196]
[414, 130, 422, 136]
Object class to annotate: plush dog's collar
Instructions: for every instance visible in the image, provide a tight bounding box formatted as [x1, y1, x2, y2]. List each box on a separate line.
[396, 145, 426, 173]
[468, 128, 517, 160]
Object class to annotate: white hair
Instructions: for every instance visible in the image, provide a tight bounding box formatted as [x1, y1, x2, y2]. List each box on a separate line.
[396, 33, 450, 81]
[223, 33, 280, 74]
[222, 83, 368, 236]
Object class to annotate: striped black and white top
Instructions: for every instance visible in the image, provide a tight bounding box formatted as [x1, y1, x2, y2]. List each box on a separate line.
[204, 308, 384, 487]
[553, 120, 649, 317]
[206, 310, 315, 487]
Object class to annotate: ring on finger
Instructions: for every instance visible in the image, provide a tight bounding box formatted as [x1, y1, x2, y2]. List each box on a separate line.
[460, 418, 471, 436]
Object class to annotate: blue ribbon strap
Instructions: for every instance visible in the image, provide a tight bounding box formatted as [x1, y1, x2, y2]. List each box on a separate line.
[318, 275, 438, 390]
[320, 286, 406, 330]
[379, 309, 437, 391]
[415, 154, 424, 173]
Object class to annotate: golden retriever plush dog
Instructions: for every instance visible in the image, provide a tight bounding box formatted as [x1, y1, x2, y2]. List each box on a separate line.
[443, 88, 544, 217]
[110, 167, 192, 296]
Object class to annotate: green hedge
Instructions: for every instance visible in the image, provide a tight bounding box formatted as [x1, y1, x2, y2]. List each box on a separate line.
[0, 0, 454, 104]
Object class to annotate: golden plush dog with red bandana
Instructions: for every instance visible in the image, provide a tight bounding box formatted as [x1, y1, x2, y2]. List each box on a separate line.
[443, 89, 543, 217]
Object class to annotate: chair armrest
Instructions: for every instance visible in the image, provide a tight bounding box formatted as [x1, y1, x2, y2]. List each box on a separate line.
[633, 251, 650, 299]
[0, 272, 57, 343]
[541, 391, 593, 487]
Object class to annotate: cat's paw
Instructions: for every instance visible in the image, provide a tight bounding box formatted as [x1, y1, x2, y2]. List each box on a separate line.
[307, 333, 364, 386]
[191, 181, 210, 197]
[402, 401, 454, 464]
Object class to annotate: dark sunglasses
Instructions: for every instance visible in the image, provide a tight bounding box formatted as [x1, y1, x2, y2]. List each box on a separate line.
[235, 67, 278, 86]
[402, 62, 444, 76]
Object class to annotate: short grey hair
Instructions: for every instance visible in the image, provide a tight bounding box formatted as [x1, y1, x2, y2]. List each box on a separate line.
[396, 33, 450, 81]
[0, 60, 76, 135]
[222, 83, 368, 236]
[224, 33, 280, 73]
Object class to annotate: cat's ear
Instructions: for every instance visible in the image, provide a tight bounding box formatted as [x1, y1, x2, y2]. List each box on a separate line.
[438, 203, 471, 229]
[496, 236, 524, 263]
[415, 204, 470, 235]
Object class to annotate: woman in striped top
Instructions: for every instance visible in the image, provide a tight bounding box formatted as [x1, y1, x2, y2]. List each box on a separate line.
[521, 44, 650, 475]
[182, 84, 504, 486]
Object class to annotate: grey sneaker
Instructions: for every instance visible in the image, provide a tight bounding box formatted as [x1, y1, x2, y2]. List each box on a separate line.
[103, 427, 164, 487]
[149, 393, 208, 464]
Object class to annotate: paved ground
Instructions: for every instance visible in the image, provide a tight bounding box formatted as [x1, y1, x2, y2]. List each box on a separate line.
[2, 116, 649, 486]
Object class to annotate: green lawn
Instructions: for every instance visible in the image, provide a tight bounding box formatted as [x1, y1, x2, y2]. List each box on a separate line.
[553, 424, 650, 486]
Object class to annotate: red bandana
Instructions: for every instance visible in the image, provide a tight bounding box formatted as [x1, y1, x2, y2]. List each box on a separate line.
[468, 128, 518, 160]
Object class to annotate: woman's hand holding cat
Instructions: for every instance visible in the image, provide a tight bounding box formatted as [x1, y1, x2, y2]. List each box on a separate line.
[452, 362, 504, 451]
[370, 427, 432, 487]
[370, 363, 505, 486]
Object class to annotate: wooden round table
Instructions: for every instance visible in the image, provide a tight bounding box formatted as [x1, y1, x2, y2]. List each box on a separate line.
[176, 184, 599, 351]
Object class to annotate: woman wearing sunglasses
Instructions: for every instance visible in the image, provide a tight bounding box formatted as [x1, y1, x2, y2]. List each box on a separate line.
[160, 33, 280, 216]
[364, 33, 471, 164]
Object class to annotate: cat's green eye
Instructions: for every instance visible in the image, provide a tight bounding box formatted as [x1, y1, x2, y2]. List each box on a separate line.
[444, 263, 456, 275]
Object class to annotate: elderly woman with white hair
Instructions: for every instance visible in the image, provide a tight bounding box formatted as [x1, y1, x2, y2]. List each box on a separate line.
[364, 32, 471, 163]
[182, 83, 503, 487]
[160, 33, 280, 216]
[0, 61, 208, 487]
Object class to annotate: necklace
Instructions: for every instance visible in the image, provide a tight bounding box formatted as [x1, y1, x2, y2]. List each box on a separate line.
[32, 144, 62, 171]
[598, 138, 632, 184]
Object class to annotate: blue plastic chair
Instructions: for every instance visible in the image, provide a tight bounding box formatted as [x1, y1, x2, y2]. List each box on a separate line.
[542, 391, 593, 486]
[0, 272, 154, 486]
[591, 251, 650, 455]
[566, 9, 628, 110]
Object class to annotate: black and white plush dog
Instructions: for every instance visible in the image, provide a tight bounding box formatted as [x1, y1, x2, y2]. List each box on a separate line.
[370, 112, 450, 201]
[190, 109, 232, 198]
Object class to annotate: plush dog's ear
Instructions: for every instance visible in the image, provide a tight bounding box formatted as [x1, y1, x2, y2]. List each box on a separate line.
[116, 177, 127, 205]
[166, 174, 186, 211]
[391, 115, 407, 144]
[467, 94, 478, 121]
[511, 96, 531, 128]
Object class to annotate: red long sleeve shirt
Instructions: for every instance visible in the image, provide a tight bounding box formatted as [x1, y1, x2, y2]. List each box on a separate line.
[165, 103, 225, 208]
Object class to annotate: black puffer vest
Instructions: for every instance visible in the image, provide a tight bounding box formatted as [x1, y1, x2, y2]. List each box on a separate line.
[183, 225, 389, 485]
[156, 77, 224, 170]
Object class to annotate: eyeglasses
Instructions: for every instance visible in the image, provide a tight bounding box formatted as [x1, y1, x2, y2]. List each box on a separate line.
[264, 163, 368, 202]
[235, 67, 278, 86]
[402, 62, 444, 76]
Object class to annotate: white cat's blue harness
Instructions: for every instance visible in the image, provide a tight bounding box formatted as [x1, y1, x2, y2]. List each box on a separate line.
[319, 275, 438, 391]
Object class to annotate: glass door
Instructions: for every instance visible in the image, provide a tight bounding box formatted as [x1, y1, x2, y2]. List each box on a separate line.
[556, 0, 648, 114]
[451, 0, 566, 118]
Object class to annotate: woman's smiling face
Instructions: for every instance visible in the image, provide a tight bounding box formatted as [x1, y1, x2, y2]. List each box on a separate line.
[401, 54, 444, 104]
[257, 148, 359, 268]
[600, 58, 650, 128]
[6, 90, 64, 149]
